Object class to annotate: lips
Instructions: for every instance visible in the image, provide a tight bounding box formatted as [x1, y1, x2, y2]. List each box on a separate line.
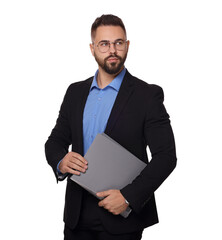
[107, 57, 119, 62]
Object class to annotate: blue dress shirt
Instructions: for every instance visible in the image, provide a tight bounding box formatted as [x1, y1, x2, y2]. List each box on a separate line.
[57, 68, 126, 174]
[83, 68, 126, 155]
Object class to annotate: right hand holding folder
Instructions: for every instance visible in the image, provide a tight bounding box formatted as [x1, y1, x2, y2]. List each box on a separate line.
[59, 152, 88, 175]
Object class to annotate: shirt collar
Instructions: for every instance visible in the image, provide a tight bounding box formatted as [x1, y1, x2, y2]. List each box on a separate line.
[90, 68, 126, 92]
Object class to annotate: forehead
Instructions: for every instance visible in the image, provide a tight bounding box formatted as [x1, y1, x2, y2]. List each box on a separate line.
[94, 26, 126, 42]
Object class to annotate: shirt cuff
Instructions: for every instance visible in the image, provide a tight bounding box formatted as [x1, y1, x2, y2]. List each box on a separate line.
[56, 159, 68, 180]
[57, 159, 63, 174]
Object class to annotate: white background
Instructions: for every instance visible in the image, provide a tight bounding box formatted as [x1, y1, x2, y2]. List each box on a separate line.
[0, 0, 221, 239]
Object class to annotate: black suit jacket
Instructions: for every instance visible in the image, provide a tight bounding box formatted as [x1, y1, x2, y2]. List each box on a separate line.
[45, 70, 177, 234]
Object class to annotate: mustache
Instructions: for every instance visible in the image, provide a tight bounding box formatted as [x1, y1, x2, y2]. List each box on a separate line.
[105, 54, 122, 61]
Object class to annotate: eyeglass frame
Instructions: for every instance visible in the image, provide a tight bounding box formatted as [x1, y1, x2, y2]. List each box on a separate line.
[92, 39, 129, 53]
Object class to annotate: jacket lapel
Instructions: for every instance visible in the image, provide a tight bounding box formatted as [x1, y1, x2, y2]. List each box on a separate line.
[105, 70, 135, 135]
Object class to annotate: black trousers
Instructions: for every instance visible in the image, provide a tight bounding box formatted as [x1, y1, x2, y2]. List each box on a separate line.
[64, 225, 143, 240]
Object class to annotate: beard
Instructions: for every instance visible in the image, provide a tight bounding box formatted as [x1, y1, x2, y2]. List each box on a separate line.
[94, 52, 128, 75]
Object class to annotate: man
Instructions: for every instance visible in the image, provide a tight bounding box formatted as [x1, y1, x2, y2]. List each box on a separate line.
[45, 14, 177, 240]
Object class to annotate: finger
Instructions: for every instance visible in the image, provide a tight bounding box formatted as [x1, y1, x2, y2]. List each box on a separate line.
[98, 199, 108, 208]
[68, 160, 87, 172]
[98, 200, 104, 207]
[112, 211, 119, 215]
[68, 163, 86, 172]
[68, 162, 86, 173]
[72, 153, 88, 164]
[66, 167, 81, 176]
[70, 158, 88, 170]
[97, 190, 111, 198]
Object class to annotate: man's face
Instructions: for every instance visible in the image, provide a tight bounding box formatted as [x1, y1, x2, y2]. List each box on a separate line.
[90, 26, 129, 75]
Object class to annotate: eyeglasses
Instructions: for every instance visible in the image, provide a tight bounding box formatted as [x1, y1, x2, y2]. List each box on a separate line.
[94, 40, 128, 53]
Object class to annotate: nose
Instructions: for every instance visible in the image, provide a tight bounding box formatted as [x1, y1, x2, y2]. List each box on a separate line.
[109, 42, 117, 54]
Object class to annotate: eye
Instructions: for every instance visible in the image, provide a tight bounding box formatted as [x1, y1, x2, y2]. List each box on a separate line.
[115, 40, 124, 46]
[99, 42, 109, 47]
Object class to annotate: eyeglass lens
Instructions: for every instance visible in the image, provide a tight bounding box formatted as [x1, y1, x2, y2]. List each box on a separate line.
[98, 40, 127, 53]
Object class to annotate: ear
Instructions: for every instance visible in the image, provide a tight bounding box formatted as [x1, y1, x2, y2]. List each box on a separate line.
[90, 43, 95, 56]
[126, 40, 130, 51]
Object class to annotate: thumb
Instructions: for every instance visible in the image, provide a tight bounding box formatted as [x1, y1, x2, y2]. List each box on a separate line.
[96, 190, 111, 198]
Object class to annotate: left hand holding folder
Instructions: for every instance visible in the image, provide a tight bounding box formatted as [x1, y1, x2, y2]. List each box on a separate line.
[97, 189, 129, 215]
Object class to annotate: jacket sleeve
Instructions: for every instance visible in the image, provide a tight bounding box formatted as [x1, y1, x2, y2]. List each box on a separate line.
[120, 86, 177, 214]
[45, 85, 72, 182]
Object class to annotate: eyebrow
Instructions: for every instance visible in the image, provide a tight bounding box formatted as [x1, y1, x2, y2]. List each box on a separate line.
[98, 38, 125, 44]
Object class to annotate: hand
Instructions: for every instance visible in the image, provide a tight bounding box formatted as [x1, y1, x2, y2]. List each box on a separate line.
[97, 189, 129, 215]
[59, 152, 88, 175]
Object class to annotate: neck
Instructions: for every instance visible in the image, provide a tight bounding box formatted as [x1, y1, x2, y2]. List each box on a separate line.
[97, 66, 124, 89]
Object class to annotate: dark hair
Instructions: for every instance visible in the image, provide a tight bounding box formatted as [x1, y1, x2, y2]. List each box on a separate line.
[91, 14, 126, 41]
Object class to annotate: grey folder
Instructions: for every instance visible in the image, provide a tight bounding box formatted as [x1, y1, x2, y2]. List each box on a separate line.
[70, 133, 147, 218]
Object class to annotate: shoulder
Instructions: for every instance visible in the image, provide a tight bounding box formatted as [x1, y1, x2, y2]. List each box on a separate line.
[60, 77, 93, 105]
[67, 76, 93, 92]
[64, 76, 93, 96]
[127, 71, 164, 99]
